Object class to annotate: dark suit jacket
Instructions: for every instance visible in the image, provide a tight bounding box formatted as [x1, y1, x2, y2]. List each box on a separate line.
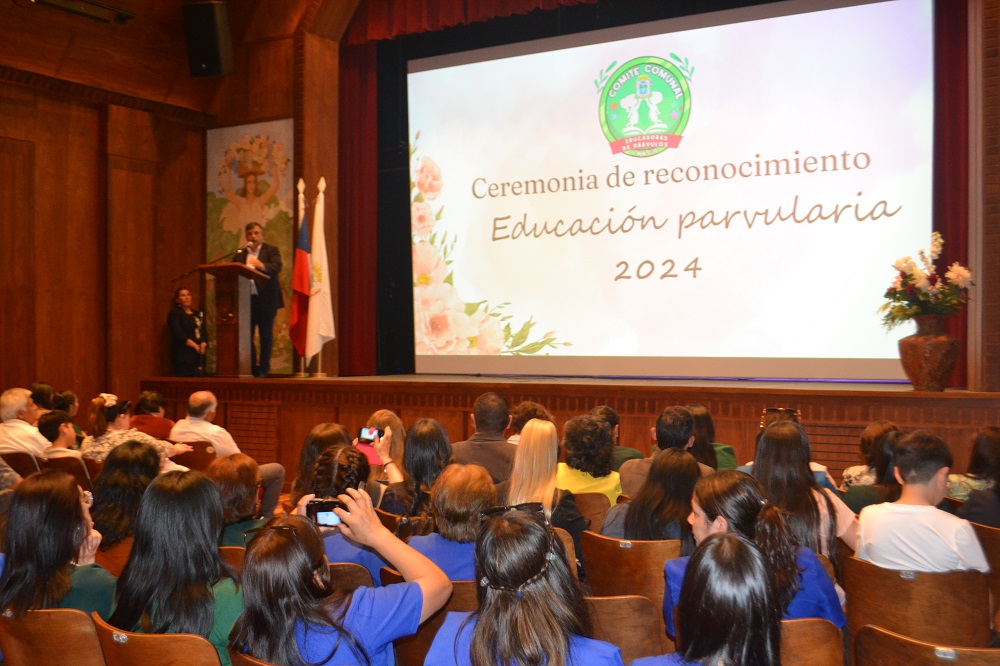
[236, 242, 284, 311]
[451, 432, 517, 484]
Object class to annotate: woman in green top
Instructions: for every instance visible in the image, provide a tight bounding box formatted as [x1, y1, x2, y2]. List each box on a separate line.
[207, 453, 268, 546]
[689, 405, 737, 470]
[0, 470, 116, 619]
[110, 471, 242, 666]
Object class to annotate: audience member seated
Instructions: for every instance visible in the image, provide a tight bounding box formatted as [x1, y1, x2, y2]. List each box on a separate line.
[0, 387, 49, 456]
[308, 445, 391, 584]
[636, 533, 782, 666]
[602, 449, 699, 552]
[503, 419, 588, 570]
[109, 471, 242, 665]
[36, 410, 84, 459]
[858, 431, 989, 572]
[590, 405, 644, 471]
[557, 414, 622, 504]
[0, 470, 115, 618]
[81, 394, 189, 470]
[0, 457, 19, 490]
[752, 421, 858, 561]
[380, 419, 451, 522]
[409, 464, 495, 580]
[948, 427, 1000, 501]
[424, 509, 625, 665]
[290, 423, 353, 505]
[129, 391, 175, 440]
[207, 453, 268, 546]
[508, 400, 553, 445]
[960, 427, 1000, 528]
[740, 407, 840, 494]
[230, 502, 451, 665]
[52, 389, 84, 445]
[620, 406, 711, 498]
[169, 391, 284, 516]
[689, 404, 737, 470]
[844, 430, 904, 514]
[452, 392, 517, 484]
[841, 420, 900, 490]
[358, 409, 406, 482]
[663, 470, 844, 636]
[28, 381, 54, 425]
[91, 440, 160, 577]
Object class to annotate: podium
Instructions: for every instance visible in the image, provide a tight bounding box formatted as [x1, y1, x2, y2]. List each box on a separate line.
[199, 262, 269, 377]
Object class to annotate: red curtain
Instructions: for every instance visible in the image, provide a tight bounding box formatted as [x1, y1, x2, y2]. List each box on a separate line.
[934, 0, 968, 387]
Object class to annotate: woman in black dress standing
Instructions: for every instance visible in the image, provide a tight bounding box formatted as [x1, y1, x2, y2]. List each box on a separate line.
[168, 288, 207, 376]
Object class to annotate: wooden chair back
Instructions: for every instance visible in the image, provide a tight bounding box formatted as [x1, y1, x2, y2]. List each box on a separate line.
[781, 618, 843, 666]
[230, 651, 276, 666]
[219, 546, 246, 575]
[169, 440, 218, 472]
[580, 531, 681, 618]
[84, 457, 104, 482]
[616, 493, 631, 505]
[970, 521, 1000, 626]
[91, 611, 221, 665]
[381, 568, 478, 666]
[41, 455, 93, 491]
[855, 624, 1000, 666]
[552, 526, 578, 579]
[843, 557, 991, 650]
[574, 492, 612, 532]
[944, 496, 965, 513]
[0, 451, 40, 477]
[375, 507, 400, 532]
[585, 595, 674, 661]
[0, 608, 105, 666]
[329, 562, 374, 591]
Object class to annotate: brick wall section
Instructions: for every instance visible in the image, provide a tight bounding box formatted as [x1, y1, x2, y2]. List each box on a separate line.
[224, 402, 280, 464]
[982, 0, 1000, 389]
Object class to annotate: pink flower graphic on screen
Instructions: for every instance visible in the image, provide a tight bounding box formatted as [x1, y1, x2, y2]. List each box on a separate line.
[468, 310, 504, 355]
[414, 283, 475, 354]
[409, 133, 568, 356]
[412, 242, 447, 287]
[411, 201, 436, 239]
[415, 157, 443, 201]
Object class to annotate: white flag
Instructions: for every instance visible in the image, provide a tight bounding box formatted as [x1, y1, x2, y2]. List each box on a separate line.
[306, 176, 335, 363]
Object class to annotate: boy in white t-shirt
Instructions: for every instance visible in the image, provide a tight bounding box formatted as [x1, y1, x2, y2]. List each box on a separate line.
[857, 430, 989, 573]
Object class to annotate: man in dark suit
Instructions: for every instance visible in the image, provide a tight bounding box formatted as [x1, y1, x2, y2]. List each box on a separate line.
[236, 222, 283, 378]
[452, 392, 516, 483]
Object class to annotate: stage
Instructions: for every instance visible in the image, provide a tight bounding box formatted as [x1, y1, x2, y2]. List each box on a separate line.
[141, 375, 1000, 484]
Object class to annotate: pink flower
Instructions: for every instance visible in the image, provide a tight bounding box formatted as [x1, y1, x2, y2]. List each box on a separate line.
[416, 157, 443, 201]
[411, 201, 436, 239]
[414, 284, 474, 355]
[412, 242, 447, 287]
[468, 311, 504, 355]
[946, 262, 973, 289]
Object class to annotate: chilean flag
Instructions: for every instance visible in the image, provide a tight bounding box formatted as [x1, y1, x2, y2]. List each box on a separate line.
[289, 210, 311, 356]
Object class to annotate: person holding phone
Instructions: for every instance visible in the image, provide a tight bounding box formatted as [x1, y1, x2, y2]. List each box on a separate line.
[230, 491, 451, 666]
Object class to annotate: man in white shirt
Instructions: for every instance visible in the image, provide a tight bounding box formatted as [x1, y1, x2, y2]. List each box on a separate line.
[37, 410, 84, 460]
[0, 387, 49, 456]
[170, 390, 285, 515]
[857, 430, 989, 572]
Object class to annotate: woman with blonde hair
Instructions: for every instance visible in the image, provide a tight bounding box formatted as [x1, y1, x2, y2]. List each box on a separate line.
[503, 419, 587, 567]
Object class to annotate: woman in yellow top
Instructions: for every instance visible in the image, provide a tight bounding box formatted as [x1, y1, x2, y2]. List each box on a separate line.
[556, 414, 622, 504]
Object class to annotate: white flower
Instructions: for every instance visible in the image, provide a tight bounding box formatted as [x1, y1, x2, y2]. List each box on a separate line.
[912, 269, 931, 292]
[893, 256, 916, 274]
[945, 262, 973, 289]
[929, 231, 944, 261]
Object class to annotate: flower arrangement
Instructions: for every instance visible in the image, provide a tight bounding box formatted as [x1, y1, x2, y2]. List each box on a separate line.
[410, 132, 569, 356]
[879, 231, 973, 330]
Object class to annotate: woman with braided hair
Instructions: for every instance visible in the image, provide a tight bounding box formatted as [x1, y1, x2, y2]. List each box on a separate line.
[424, 509, 624, 665]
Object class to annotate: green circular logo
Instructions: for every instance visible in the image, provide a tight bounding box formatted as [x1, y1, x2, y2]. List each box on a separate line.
[599, 56, 692, 158]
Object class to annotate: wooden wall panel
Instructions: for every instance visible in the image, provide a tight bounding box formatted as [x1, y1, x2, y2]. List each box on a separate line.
[144, 378, 1000, 488]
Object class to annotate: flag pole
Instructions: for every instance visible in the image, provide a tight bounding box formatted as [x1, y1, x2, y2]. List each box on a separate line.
[294, 177, 309, 378]
[311, 176, 328, 377]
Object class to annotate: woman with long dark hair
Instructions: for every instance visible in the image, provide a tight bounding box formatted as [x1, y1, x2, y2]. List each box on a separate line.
[168, 287, 208, 377]
[662, 470, 843, 636]
[949, 426, 1000, 500]
[230, 490, 451, 666]
[752, 421, 857, 563]
[0, 470, 115, 618]
[602, 449, 699, 553]
[637, 533, 782, 666]
[90, 439, 161, 576]
[110, 471, 241, 665]
[959, 427, 1000, 527]
[290, 423, 353, 505]
[379, 418, 451, 519]
[425, 510, 624, 665]
[843, 430, 905, 513]
[685, 405, 719, 470]
[841, 420, 900, 490]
